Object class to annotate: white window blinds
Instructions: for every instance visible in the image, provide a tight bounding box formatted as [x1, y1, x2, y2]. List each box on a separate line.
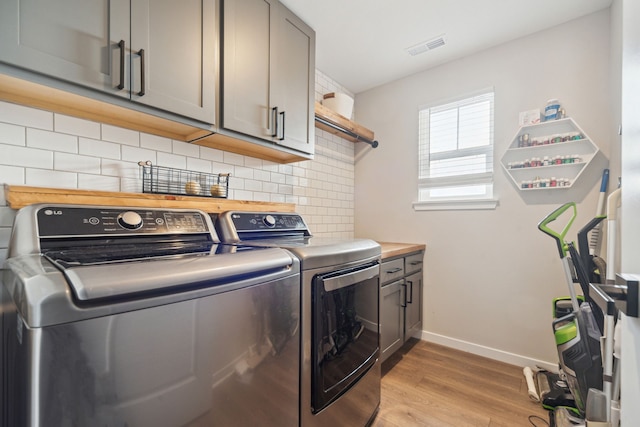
[418, 90, 494, 202]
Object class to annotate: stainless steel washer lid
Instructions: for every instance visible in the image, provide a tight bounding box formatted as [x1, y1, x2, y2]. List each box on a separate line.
[236, 236, 381, 270]
[3, 247, 299, 327]
[215, 211, 381, 269]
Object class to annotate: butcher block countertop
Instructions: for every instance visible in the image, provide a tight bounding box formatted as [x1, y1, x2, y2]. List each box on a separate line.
[378, 242, 426, 260]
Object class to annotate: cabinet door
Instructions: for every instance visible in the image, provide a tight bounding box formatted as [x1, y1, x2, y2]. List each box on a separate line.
[404, 271, 423, 341]
[0, 0, 126, 93]
[271, 4, 315, 154]
[221, 0, 276, 139]
[380, 280, 404, 363]
[131, 0, 216, 123]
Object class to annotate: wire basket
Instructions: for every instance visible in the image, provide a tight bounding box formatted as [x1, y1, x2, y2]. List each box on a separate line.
[138, 161, 230, 198]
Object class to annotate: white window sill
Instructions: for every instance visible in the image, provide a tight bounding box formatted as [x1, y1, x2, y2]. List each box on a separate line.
[413, 199, 499, 211]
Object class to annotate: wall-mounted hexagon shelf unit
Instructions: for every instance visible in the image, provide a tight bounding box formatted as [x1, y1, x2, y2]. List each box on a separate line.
[501, 117, 599, 190]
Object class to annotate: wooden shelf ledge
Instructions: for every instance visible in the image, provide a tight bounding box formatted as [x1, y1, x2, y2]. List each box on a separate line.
[314, 102, 378, 147]
[4, 185, 295, 214]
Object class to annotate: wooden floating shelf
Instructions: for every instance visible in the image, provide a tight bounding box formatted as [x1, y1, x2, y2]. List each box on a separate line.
[4, 185, 295, 213]
[314, 102, 378, 147]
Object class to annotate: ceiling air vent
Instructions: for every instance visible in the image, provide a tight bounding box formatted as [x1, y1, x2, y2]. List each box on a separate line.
[406, 35, 446, 56]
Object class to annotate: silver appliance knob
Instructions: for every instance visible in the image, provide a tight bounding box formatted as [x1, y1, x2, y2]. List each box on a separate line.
[263, 214, 276, 227]
[117, 211, 143, 230]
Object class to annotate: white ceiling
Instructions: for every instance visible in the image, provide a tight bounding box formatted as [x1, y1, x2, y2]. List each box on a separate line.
[279, 0, 613, 94]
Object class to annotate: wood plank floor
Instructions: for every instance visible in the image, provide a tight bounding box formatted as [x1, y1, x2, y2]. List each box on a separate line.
[371, 339, 550, 427]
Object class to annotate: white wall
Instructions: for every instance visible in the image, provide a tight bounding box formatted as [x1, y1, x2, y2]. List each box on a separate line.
[0, 71, 356, 265]
[354, 10, 615, 367]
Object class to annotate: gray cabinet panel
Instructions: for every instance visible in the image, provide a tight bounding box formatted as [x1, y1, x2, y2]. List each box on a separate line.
[404, 271, 422, 341]
[0, 0, 215, 124]
[380, 251, 424, 361]
[0, 0, 124, 93]
[131, 0, 216, 123]
[221, 0, 315, 155]
[380, 280, 404, 363]
[272, 6, 315, 153]
[222, 0, 274, 139]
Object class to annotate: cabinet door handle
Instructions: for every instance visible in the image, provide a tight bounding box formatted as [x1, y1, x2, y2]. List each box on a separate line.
[117, 40, 125, 90]
[279, 111, 286, 140]
[385, 267, 402, 274]
[401, 282, 407, 308]
[271, 107, 279, 137]
[406, 280, 413, 304]
[410, 260, 422, 266]
[138, 49, 145, 96]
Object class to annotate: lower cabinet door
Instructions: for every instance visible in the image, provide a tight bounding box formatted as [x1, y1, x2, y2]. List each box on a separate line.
[380, 279, 404, 362]
[404, 271, 423, 341]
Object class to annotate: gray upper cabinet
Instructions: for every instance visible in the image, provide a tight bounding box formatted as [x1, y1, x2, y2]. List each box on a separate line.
[221, 0, 315, 155]
[0, 0, 216, 124]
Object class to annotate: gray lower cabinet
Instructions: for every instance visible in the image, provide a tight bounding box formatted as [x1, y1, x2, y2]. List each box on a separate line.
[0, 0, 216, 123]
[221, 0, 315, 155]
[380, 251, 424, 363]
[381, 279, 404, 361]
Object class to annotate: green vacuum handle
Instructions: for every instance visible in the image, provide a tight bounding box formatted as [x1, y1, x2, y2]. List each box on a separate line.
[538, 202, 577, 258]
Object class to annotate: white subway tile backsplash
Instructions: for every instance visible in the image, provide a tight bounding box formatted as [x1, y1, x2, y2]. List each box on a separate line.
[186, 157, 212, 173]
[0, 101, 53, 130]
[223, 152, 245, 166]
[101, 159, 139, 179]
[121, 145, 157, 164]
[234, 189, 253, 200]
[199, 146, 224, 162]
[0, 122, 26, 146]
[245, 179, 263, 192]
[270, 193, 285, 203]
[233, 166, 254, 180]
[211, 162, 234, 175]
[172, 140, 199, 157]
[244, 156, 263, 169]
[26, 168, 76, 188]
[79, 137, 121, 160]
[0, 144, 53, 168]
[262, 181, 278, 193]
[270, 172, 286, 184]
[157, 152, 187, 170]
[140, 133, 172, 152]
[0, 165, 25, 185]
[27, 128, 78, 153]
[120, 177, 140, 193]
[55, 114, 101, 139]
[54, 152, 101, 174]
[102, 124, 139, 146]
[253, 192, 270, 202]
[78, 173, 121, 192]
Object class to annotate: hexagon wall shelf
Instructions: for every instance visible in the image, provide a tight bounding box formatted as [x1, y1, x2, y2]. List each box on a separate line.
[501, 118, 599, 191]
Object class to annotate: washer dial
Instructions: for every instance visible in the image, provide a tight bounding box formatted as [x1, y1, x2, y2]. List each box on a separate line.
[117, 211, 143, 230]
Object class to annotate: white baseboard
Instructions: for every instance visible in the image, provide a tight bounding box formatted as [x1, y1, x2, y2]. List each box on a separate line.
[419, 330, 558, 373]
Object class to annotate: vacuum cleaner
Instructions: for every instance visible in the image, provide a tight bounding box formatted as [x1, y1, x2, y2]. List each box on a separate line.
[538, 202, 604, 422]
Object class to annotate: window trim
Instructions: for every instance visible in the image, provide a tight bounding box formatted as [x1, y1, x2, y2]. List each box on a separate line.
[415, 88, 498, 210]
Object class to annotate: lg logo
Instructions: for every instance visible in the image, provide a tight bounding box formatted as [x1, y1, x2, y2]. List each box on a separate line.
[44, 209, 63, 216]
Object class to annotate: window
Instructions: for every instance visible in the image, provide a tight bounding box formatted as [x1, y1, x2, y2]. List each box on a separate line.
[415, 89, 497, 210]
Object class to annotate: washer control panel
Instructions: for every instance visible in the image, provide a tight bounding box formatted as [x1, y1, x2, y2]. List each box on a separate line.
[229, 212, 308, 233]
[37, 206, 210, 237]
